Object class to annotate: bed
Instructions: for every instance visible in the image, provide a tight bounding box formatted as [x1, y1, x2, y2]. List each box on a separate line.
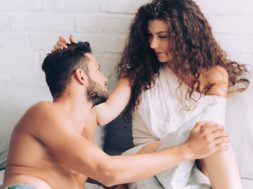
[0, 74, 252, 189]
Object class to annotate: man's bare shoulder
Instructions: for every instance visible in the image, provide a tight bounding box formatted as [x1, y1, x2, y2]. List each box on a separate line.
[23, 101, 59, 120]
[19, 101, 70, 131]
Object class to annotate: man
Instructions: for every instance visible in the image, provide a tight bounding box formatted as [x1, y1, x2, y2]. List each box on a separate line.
[3, 42, 229, 189]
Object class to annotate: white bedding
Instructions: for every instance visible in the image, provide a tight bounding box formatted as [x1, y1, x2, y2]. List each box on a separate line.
[1, 169, 253, 189]
[242, 179, 253, 189]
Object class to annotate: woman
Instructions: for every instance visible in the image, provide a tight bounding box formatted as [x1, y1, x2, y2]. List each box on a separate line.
[54, 0, 249, 188]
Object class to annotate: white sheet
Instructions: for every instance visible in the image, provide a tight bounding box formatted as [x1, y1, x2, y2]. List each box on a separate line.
[242, 179, 253, 189]
[130, 65, 232, 188]
[125, 96, 226, 189]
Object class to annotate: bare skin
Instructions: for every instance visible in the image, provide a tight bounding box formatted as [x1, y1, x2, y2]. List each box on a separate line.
[4, 52, 229, 189]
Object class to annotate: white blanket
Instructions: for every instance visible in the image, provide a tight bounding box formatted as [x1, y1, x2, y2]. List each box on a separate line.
[124, 96, 226, 189]
[127, 65, 229, 189]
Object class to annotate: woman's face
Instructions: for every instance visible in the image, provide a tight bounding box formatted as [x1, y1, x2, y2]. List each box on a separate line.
[147, 19, 172, 63]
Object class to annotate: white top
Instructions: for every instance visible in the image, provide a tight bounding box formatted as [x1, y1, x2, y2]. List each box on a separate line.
[132, 65, 227, 146]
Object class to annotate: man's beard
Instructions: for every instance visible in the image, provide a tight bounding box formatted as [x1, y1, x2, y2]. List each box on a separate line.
[86, 79, 108, 106]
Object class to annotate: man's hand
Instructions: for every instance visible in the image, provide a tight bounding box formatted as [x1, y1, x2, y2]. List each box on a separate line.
[52, 35, 76, 51]
[184, 122, 230, 160]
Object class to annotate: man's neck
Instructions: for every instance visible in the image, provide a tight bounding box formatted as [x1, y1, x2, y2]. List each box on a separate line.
[53, 95, 92, 129]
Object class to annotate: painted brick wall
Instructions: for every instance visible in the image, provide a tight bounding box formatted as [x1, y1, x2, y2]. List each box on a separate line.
[0, 0, 252, 179]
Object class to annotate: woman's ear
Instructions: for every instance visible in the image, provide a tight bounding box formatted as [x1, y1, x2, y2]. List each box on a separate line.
[73, 68, 87, 85]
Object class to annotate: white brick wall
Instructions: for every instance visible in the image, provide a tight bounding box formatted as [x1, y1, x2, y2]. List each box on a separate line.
[0, 0, 253, 185]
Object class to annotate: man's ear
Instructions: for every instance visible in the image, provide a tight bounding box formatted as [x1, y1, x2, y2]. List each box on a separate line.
[73, 68, 87, 85]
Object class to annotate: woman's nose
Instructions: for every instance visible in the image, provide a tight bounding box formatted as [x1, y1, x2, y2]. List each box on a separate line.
[150, 37, 159, 49]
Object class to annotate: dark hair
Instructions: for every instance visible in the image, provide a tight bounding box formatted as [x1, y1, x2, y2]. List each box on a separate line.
[117, 0, 250, 115]
[42, 41, 92, 99]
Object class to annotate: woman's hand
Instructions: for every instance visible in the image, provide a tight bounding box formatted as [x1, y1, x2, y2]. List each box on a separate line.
[52, 35, 76, 52]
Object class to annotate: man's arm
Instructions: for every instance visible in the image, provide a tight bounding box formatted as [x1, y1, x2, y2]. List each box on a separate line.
[31, 103, 229, 187]
[93, 78, 131, 126]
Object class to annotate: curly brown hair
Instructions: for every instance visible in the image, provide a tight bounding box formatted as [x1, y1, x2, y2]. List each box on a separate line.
[117, 0, 250, 115]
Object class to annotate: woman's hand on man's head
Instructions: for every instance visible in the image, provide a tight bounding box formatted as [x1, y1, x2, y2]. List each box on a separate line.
[52, 35, 76, 52]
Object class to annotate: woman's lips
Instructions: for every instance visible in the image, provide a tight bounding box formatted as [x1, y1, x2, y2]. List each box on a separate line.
[156, 52, 165, 56]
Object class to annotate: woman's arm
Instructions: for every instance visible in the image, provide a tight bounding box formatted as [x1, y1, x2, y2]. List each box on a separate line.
[93, 77, 131, 126]
[200, 65, 242, 189]
[52, 36, 132, 126]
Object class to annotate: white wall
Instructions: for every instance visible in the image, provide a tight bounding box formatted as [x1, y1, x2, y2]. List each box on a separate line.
[0, 0, 252, 178]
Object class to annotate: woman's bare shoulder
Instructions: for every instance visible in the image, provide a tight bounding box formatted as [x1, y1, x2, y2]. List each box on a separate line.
[200, 66, 228, 97]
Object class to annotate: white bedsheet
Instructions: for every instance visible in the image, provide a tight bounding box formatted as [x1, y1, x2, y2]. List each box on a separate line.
[242, 179, 253, 189]
[124, 98, 225, 189]
[1, 169, 253, 189]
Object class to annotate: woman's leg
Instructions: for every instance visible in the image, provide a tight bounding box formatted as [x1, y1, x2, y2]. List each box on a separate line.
[200, 145, 242, 189]
[196, 97, 243, 189]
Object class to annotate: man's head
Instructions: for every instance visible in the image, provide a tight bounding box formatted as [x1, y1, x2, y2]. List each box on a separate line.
[42, 41, 108, 105]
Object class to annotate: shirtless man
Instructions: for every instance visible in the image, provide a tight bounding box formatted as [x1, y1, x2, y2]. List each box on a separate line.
[3, 42, 229, 189]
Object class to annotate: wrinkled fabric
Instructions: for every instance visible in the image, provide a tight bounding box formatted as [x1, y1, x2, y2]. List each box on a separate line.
[128, 66, 227, 189]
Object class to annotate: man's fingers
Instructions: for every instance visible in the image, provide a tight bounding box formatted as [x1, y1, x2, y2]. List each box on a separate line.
[69, 35, 76, 44]
[214, 136, 230, 146]
[193, 121, 205, 132]
[194, 121, 217, 132]
[210, 128, 228, 139]
[200, 123, 224, 135]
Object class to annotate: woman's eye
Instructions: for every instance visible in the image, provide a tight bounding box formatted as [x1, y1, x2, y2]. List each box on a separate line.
[159, 35, 168, 39]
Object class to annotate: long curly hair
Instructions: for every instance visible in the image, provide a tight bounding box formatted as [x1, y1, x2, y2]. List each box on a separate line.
[117, 0, 250, 115]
